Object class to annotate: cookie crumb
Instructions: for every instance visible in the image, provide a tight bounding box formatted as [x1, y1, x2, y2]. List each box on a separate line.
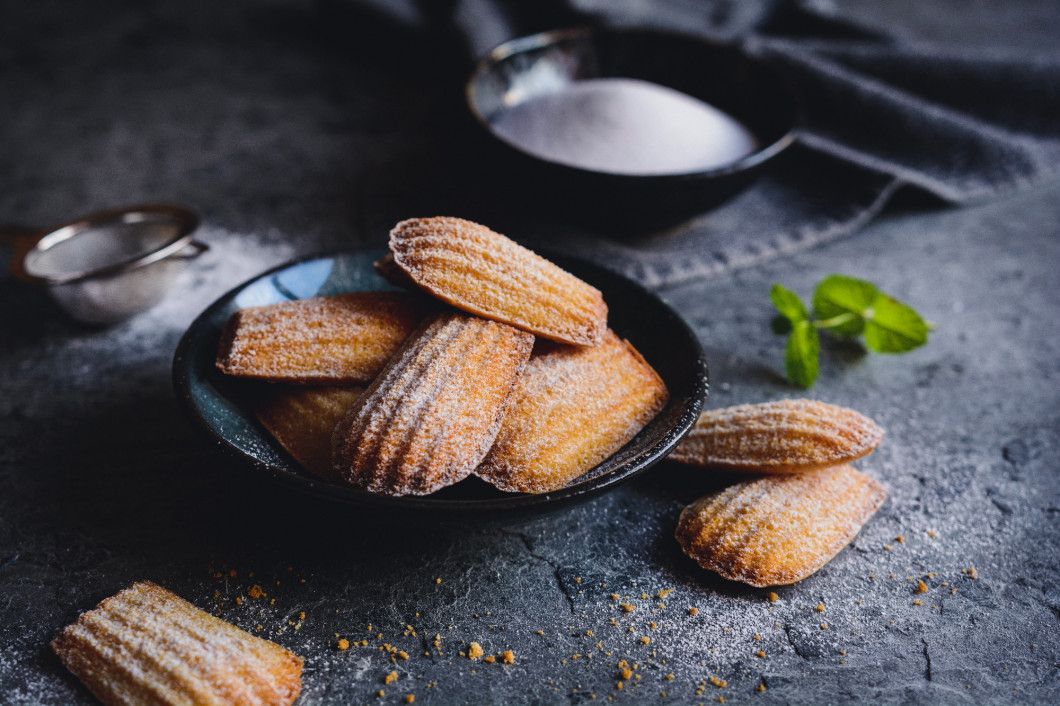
[768, 593, 778, 603]
[468, 642, 484, 660]
[385, 672, 398, 685]
[405, 696, 415, 704]
[815, 603, 824, 612]
[917, 581, 928, 593]
[502, 650, 515, 664]
[337, 639, 350, 650]
[689, 608, 698, 616]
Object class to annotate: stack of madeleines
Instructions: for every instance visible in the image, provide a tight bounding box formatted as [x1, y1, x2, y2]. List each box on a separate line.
[669, 398, 888, 587]
[216, 216, 669, 496]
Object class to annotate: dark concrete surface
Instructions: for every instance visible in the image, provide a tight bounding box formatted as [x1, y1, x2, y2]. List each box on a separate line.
[2, 2, 1058, 704]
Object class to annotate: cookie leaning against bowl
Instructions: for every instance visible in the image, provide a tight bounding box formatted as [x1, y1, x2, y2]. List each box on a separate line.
[216, 292, 428, 384]
[387, 216, 607, 345]
[675, 466, 887, 587]
[476, 332, 669, 494]
[254, 385, 365, 481]
[669, 399, 884, 473]
[52, 581, 302, 706]
[333, 312, 534, 496]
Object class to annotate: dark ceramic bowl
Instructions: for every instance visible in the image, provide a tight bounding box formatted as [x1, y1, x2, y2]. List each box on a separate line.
[173, 248, 708, 516]
[466, 27, 799, 230]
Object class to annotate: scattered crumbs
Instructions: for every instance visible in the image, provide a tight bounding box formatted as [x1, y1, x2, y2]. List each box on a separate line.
[640, 593, 648, 599]
[587, 630, 594, 636]
[247, 585, 265, 599]
[755, 651, 766, 658]
[235, 597, 243, 606]
[689, 608, 698, 616]
[896, 535, 904, 543]
[666, 674, 675, 681]
[611, 594, 620, 600]
[436, 578, 442, 584]
[840, 650, 847, 655]
[941, 581, 949, 586]
[965, 567, 979, 579]
[917, 581, 928, 593]
[658, 589, 673, 598]
[820, 624, 828, 630]
[768, 593, 778, 603]
[299, 611, 305, 620]
[378, 691, 385, 698]
[640, 637, 650, 644]
[537, 630, 544, 635]
[709, 676, 727, 688]
[620, 668, 632, 680]
[484, 656, 496, 664]
[928, 530, 937, 538]
[621, 603, 635, 613]
[754, 634, 761, 641]
[884, 545, 892, 551]
[913, 600, 923, 606]
[815, 603, 824, 613]
[398, 651, 408, 661]
[385, 672, 398, 685]
[756, 683, 767, 692]
[951, 589, 958, 594]
[502, 650, 515, 664]
[468, 643, 484, 660]
[405, 696, 415, 704]
[576, 577, 582, 583]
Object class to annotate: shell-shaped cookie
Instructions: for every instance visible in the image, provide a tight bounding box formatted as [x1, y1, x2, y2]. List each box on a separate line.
[669, 399, 884, 473]
[333, 312, 534, 495]
[254, 385, 364, 481]
[675, 465, 887, 587]
[389, 216, 607, 345]
[476, 332, 668, 493]
[52, 581, 303, 706]
[216, 292, 427, 384]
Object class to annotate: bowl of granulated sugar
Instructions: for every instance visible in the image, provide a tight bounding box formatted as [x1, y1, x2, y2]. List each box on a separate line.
[466, 27, 799, 230]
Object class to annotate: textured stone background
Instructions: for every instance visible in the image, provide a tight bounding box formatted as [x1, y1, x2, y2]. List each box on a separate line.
[1, 1, 1058, 704]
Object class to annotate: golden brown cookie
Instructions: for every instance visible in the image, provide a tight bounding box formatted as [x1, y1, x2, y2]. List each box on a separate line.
[669, 399, 884, 474]
[216, 292, 427, 384]
[254, 385, 365, 481]
[333, 312, 534, 495]
[52, 581, 302, 706]
[476, 332, 668, 493]
[675, 465, 887, 587]
[388, 216, 607, 345]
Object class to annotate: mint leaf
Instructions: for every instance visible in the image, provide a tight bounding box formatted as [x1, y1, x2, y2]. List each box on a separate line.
[863, 293, 929, 353]
[785, 320, 819, 388]
[771, 314, 793, 335]
[770, 283, 808, 323]
[812, 274, 877, 337]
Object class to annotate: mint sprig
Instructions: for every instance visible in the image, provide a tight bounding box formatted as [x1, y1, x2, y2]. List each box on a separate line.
[770, 275, 930, 387]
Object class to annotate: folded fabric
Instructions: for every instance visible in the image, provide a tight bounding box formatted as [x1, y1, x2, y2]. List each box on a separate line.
[344, 0, 1060, 285]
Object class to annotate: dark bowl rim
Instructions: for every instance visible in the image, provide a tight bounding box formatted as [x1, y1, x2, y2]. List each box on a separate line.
[172, 246, 709, 514]
[465, 25, 801, 181]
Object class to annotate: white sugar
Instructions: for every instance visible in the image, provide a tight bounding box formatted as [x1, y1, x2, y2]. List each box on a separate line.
[489, 77, 759, 176]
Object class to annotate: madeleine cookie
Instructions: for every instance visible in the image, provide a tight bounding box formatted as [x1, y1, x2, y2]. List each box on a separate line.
[675, 466, 887, 587]
[333, 312, 534, 495]
[670, 399, 884, 474]
[388, 216, 607, 345]
[216, 292, 427, 384]
[476, 332, 668, 493]
[52, 581, 302, 706]
[255, 385, 365, 481]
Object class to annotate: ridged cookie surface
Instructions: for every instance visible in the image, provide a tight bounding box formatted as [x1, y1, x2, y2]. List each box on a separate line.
[52, 581, 302, 706]
[255, 385, 364, 481]
[675, 465, 887, 587]
[216, 292, 426, 384]
[476, 332, 668, 493]
[333, 312, 534, 495]
[670, 399, 884, 473]
[389, 217, 607, 345]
